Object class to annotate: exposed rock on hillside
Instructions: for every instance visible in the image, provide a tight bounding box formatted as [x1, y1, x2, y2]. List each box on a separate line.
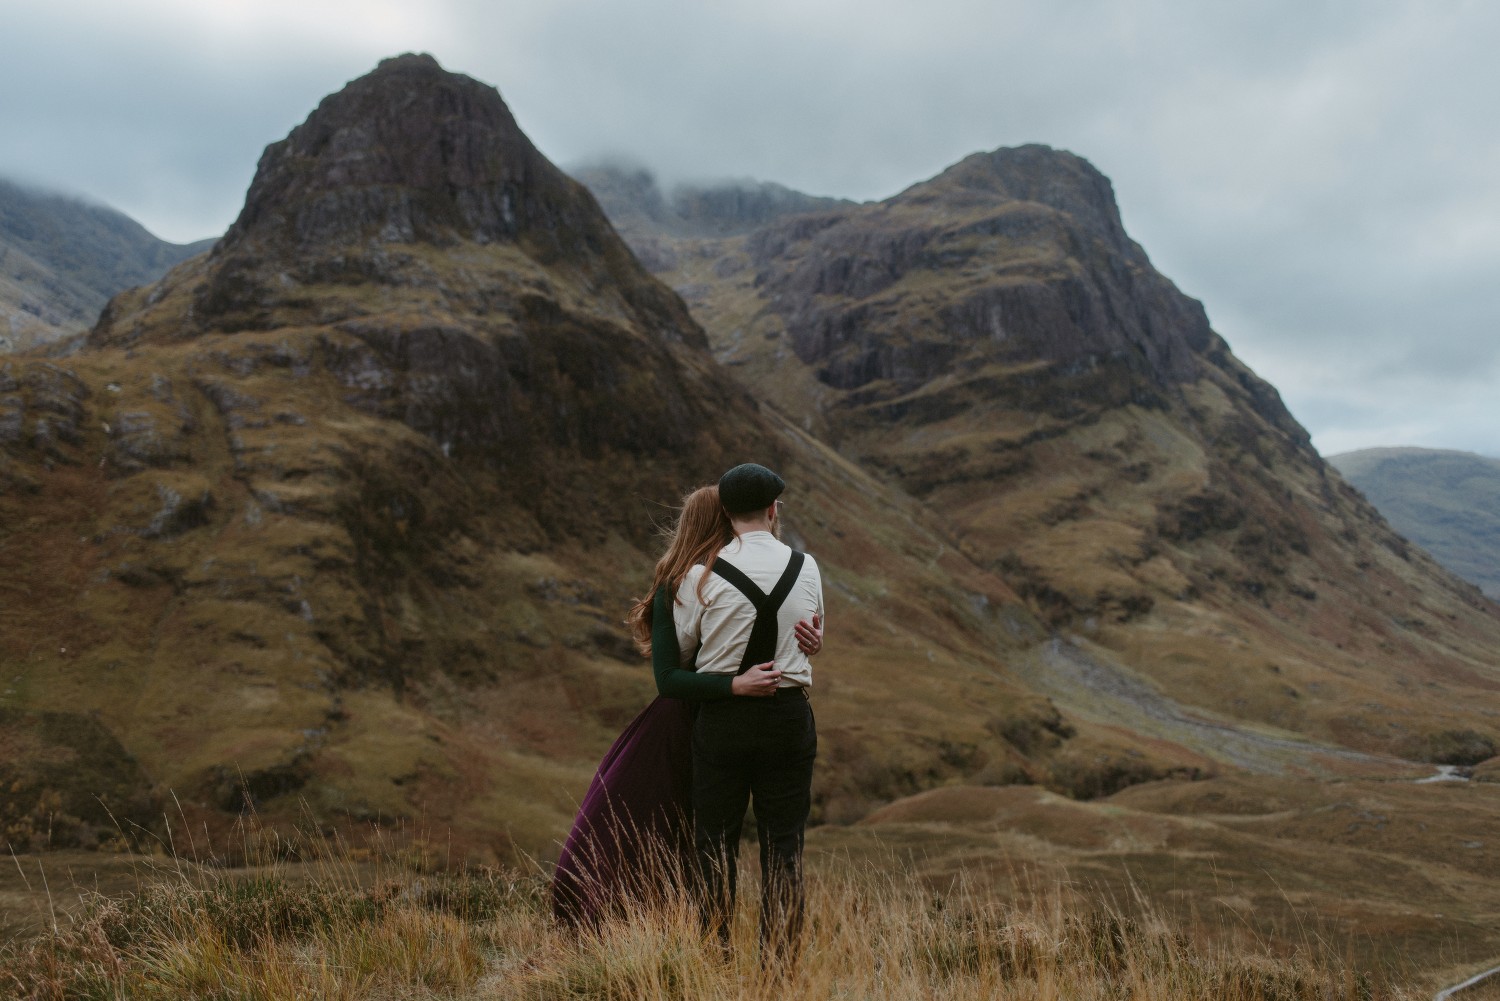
[752, 147, 1212, 391]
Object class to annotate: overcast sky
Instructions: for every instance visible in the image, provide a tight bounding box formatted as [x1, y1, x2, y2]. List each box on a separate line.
[3, 0, 1496, 458]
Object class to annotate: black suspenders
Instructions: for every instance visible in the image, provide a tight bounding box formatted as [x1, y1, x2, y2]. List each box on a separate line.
[709, 551, 806, 675]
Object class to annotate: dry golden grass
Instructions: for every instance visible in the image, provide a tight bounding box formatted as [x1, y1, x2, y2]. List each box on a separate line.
[0, 831, 1420, 1001]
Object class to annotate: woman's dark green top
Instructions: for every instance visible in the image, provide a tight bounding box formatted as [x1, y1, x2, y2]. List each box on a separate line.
[652, 584, 734, 700]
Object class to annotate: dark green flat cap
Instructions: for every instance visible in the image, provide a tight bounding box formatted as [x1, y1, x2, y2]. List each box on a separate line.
[718, 462, 785, 514]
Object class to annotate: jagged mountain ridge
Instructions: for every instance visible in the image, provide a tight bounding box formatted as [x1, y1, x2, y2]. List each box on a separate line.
[580, 156, 1500, 766]
[1330, 447, 1500, 599]
[0, 179, 212, 352]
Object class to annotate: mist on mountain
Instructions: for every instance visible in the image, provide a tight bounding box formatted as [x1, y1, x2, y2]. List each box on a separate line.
[0, 178, 214, 352]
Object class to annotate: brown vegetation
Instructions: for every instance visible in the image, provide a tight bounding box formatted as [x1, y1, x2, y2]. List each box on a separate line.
[0, 832, 1421, 1000]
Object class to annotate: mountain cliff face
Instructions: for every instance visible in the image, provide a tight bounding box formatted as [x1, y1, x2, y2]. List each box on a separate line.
[0, 179, 212, 352]
[1330, 447, 1500, 599]
[87, 54, 759, 540]
[582, 155, 1500, 767]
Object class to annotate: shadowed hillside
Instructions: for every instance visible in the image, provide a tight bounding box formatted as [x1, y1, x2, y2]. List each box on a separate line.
[0, 179, 213, 352]
[1331, 447, 1500, 599]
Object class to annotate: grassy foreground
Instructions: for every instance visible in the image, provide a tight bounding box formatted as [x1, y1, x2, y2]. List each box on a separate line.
[1, 837, 1418, 1001]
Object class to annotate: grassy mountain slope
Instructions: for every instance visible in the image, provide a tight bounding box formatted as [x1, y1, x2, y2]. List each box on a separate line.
[581, 156, 1500, 767]
[0, 179, 213, 352]
[1331, 447, 1500, 599]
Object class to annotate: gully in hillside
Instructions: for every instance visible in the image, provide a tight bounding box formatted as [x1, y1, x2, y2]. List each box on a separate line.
[551, 464, 825, 966]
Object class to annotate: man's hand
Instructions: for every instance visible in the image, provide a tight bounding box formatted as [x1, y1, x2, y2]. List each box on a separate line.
[731, 661, 781, 696]
[795, 613, 822, 656]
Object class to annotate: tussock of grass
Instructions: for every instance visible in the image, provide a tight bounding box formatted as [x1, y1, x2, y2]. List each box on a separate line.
[1, 834, 1416, 1000]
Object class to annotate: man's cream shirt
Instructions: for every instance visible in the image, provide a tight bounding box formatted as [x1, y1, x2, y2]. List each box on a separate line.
[671, 531, 824, 688]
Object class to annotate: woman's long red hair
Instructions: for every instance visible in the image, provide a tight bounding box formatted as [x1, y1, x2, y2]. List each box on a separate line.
[627, 485, 732, 655]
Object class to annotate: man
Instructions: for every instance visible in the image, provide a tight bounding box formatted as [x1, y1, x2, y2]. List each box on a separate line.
[671, 462, 824, 961]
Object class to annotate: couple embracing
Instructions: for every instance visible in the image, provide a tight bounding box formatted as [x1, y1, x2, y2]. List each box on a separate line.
[552, 462, 825, 963]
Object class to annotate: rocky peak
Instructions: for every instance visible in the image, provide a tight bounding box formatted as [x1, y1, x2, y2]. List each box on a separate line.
[220, 53, 571, 254]
[909, 144, 1134, 254]
[728, 144, 1210, 395]
[130, 54, 682, 337]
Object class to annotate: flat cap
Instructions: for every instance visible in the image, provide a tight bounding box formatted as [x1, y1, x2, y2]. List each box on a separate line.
[718, 462, 785, 514]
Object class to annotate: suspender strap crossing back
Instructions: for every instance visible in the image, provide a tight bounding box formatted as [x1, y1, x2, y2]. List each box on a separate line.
[710, 551, 806, 675]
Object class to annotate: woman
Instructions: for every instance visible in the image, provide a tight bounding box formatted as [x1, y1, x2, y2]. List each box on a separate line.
[551, 484, 820, 928]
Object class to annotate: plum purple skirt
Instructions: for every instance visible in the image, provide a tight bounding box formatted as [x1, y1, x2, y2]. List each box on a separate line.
[551, 696, 695, 927]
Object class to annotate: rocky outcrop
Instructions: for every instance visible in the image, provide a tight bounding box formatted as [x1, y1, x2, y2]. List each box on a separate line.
[750, 146, 1211, 393]
[86, 54, 763, 538]
[221, 53, 597, 254]
[0, 360, 91, 465]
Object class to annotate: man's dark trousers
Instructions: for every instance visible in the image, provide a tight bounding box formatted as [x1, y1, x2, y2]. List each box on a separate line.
[693, 688, 816, 958]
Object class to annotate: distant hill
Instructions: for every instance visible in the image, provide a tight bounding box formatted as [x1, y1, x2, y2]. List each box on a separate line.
[572, 164, 856, 238]
[0, 179, 215, 351]
[1329, 447, 1500, 598]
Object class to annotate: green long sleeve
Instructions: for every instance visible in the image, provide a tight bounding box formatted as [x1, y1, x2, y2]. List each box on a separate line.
[652, 584, 734, 700]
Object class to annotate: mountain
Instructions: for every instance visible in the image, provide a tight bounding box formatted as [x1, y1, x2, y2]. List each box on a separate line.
[7, 53, 1500, 972]
[0, 179, 213, 352]
[1330, 447, 1500, 599]
[580, 157, 1500, 769]
[0, 54, 1069, 859]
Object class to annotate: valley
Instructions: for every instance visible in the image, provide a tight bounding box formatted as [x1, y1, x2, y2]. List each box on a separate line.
[2, 53, 1499, 989]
